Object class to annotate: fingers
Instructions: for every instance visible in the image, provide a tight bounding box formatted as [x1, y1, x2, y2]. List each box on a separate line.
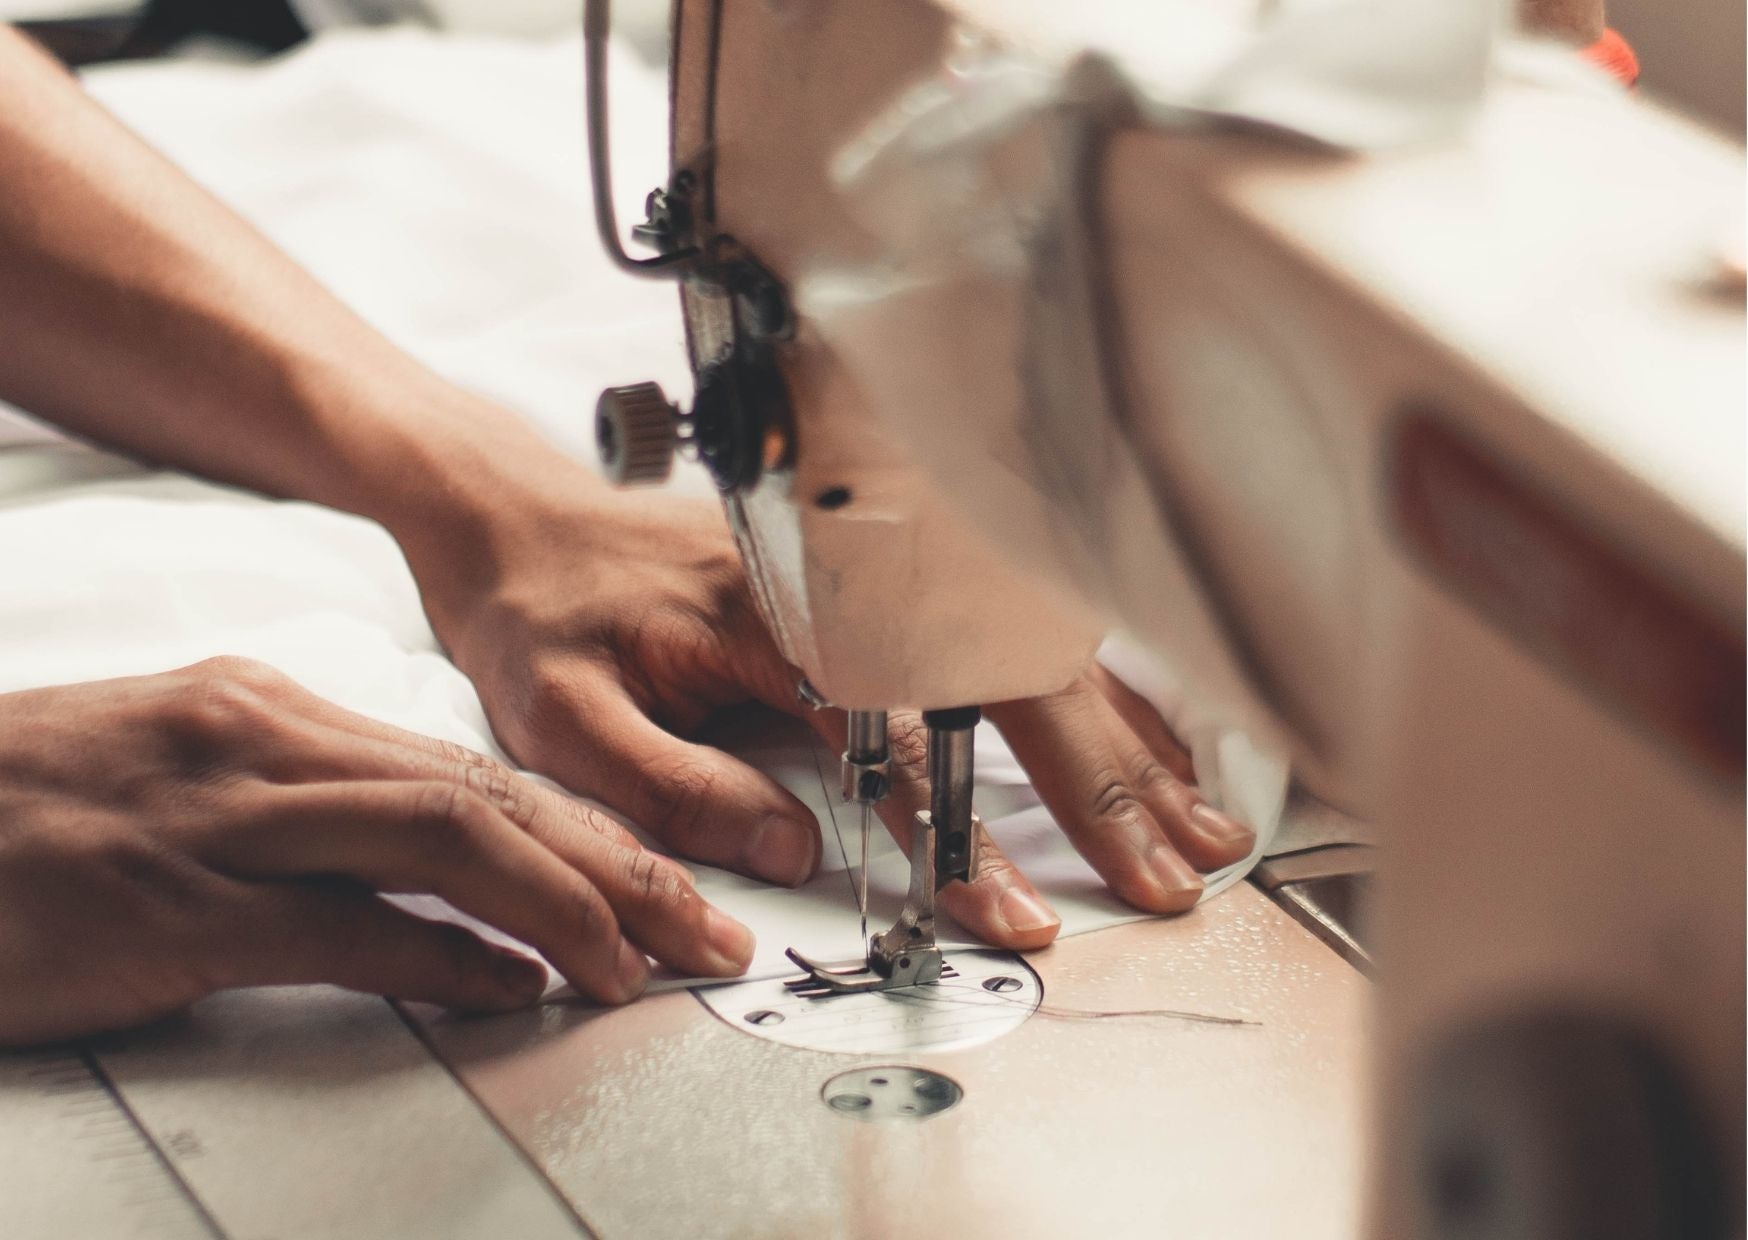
[265, 716, 753, 977]
[800, 708, 1062, 951]
[247, 682, 758, 973]
[211, 780, 653, 1003]
[988, 678, 1256, 916]
[1085, 662, 1196, 783]
[940, 842, 1063, 952]
[1083, 668, 1256, 872]
[255, 689, 651, 856]
[582, 841, 756, 978]
[526, 682, 822, 889]
[295, 720, 691, 886]
[991, 684, 1200, 913]
[227, 882, 551, 1014]
[175, 658, 679, 880]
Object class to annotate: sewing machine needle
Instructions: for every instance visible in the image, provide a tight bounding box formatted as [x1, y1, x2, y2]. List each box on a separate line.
[858, 802, 870, 947]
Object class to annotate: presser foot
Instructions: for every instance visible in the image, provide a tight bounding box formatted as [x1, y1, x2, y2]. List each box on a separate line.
[782, 946, 957, 998]
[785, 706, 981, 999]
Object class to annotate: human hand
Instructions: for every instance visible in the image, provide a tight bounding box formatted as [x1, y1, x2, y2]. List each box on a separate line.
[414, 479, 1256, 953]
[0, 658, 755, 1047]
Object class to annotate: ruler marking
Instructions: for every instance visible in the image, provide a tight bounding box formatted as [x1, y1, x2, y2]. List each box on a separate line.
[62, 1089, 120, 1103]
[79, 1047, 227, 1240]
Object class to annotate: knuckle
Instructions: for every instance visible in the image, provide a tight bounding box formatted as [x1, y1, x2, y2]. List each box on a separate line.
[1129, 758, 1180, 800]
[969, 844, 1021, 886]
[436, 739, 494, 773]
[1089, 773, 1147, 825]
[172, 660, 287, 745]
[636, 757, 719, 842]
[523, 662, 583, 730]
[193, 657, 290, 704]
[461, 760, 533, 830]
[188, 655, 280, 689]
[409, 781, 484, 847]
[575, 805, 631, 845]
[622, 847, 689, 909]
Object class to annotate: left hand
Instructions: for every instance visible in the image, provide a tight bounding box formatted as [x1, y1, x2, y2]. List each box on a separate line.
[408, 473, 1255, 952]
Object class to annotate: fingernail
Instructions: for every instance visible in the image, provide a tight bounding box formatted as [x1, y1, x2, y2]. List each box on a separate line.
[703, 906, 756, 973]
[746, 817, 818, 887]
[490, 946, 547, 1005]
[1191, 803, 1256, 851]
[1147, 845, 1205, 900]
[996, 886, 1060, 935]
[613, 939, 650, 1002]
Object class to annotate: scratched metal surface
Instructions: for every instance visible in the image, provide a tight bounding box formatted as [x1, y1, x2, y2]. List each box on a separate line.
[92, 988, 585, 1240]
[417, 885, 1368, 1240]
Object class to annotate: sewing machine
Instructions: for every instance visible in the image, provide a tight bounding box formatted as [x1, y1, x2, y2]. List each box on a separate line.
[2, 3, 1738, 1237]
[588, 1, 1745, 1237]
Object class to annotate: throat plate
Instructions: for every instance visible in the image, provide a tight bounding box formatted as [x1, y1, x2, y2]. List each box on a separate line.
[692, 948, 1042, 1055]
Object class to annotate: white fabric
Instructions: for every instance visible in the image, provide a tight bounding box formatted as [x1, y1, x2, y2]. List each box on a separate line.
[0, 406, 62, 448]
[0, 29, 1278, 994]
[289, 0, 668, 44]
[0, 3, 136, 17]
[939, 0, 1498, 152]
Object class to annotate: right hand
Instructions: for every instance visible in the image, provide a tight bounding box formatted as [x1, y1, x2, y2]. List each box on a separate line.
[425, 487, 1255, 956]
[0, 657, 756, 1048]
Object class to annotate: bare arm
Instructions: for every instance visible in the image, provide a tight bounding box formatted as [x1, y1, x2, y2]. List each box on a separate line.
[0, 25, 567, 573]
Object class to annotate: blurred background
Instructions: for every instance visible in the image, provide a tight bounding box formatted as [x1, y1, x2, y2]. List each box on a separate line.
[0, 0, 1740, 137]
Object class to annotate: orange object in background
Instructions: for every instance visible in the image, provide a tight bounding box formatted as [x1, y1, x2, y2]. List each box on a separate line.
[1585, 27, 1641, 86]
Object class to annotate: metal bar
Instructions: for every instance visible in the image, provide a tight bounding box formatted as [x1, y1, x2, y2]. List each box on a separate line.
[923, 706, 980, 883]
[583, 0, 698, 278]
[846, 708, 888, 765]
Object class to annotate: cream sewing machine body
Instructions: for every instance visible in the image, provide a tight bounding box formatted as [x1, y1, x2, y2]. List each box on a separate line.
[587, 1, 1744, 1237]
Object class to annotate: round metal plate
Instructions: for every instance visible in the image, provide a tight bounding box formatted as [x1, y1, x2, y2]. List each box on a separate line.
[693, 948, 1043, 1054]
[821, 1066, 962, 1122]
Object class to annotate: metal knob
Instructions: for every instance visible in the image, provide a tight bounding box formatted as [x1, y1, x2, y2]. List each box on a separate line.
[595, 381, 679, 486]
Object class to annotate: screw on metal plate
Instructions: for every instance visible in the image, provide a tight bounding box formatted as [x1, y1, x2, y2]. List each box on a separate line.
[983, 975, 1023, 993]
[821, 1066, 962, 1122]
[743, 1009, 785, 1027]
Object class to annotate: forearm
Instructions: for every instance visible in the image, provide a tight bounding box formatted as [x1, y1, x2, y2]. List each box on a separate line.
[0, 27, 598, 580]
